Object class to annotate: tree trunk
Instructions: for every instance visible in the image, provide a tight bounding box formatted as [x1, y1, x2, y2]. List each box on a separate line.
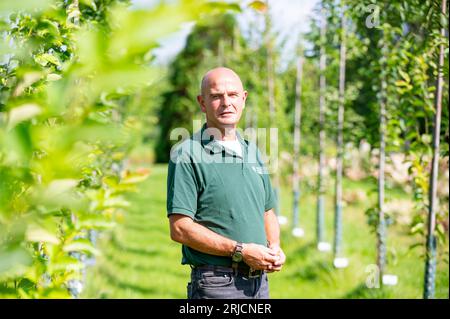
[424, 0, 446, 300]
[317, 6, 327, 245]
[265, 3, 282, 219]
[334, 3, 346, 259]
[245, 64, 259, 130]
[377, 35, 388, 286]
[292, 49, 304, 230]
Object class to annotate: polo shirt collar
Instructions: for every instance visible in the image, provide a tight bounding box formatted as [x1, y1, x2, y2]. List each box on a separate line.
[200, 123, 246, 158]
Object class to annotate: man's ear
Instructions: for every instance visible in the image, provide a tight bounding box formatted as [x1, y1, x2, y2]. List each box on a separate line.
[197, 95, 206, 113]
[242, 91, 248, 108]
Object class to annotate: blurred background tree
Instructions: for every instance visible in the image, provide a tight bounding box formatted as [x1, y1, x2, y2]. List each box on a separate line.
[155, 13, 243, 162]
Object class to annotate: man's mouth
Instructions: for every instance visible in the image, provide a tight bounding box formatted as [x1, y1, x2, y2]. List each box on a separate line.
[220, 111, 235, 115]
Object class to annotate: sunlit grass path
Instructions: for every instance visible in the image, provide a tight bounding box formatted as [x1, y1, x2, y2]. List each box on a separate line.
[83, 164, 448, 299]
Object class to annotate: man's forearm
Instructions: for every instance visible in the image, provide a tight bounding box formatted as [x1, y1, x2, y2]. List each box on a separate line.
[264, 209, 280, 247]
[170, 213, 280, 270]
[170, 214, 236, 257]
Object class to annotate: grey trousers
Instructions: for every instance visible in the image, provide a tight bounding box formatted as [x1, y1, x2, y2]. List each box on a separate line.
[187, 267, 270, 299]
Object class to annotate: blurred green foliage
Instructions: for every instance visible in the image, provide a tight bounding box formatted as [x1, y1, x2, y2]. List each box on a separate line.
[155, 13, 242, 162]
[0, 0, 225, 298]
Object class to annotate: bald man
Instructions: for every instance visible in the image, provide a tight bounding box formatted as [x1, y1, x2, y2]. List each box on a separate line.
[167, 67, 286, 299]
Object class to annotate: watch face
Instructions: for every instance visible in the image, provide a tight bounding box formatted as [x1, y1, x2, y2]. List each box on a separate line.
[232, 252, 243, 263]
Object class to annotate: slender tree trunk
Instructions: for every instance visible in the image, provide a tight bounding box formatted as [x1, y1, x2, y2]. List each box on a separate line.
[424, 0, 446, 300]
[246, 64, 259, 130]
[233, 23, 240, 55]
[292, 50, 304, 230]
[377, 36, 388, 286]
[317, 6, 327, 245]
[252, 93, 258, 130]
[245, 102, 252, 130]
[334, 3, 346, 259]
[265, 4, 282, 218]
[252, 108, 258, 130]
[245, 67, 254, 130]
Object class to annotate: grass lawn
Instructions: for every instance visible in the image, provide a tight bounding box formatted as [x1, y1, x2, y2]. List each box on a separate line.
[82, 163, 449, 299]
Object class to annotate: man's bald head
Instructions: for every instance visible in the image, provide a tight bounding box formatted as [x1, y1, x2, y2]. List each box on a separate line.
[197, 66, 247, 129]
[200, 67, 244, 97]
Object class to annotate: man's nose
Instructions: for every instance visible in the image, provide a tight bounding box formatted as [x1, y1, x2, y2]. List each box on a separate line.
[222, 94, 232, 107]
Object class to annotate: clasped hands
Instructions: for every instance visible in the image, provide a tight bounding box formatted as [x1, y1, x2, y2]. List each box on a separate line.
[241, 242, 286, 272]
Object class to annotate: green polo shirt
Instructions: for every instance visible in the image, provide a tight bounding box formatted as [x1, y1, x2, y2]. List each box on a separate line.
[167, 124, 277, 267]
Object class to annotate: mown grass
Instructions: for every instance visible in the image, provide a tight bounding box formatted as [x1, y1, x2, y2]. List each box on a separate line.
[82, 164, 449, 299]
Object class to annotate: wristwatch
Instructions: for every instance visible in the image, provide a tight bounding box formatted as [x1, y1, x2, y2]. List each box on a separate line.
[232, 242, 243, 263]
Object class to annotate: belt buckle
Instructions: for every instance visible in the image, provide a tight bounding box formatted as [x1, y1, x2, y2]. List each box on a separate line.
[248, 268, 262, 278]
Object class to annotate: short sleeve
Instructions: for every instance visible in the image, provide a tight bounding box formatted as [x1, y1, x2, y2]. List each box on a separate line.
[250, 141, 277, 212]
[263, 173, 276, 212]
[166, 153, 198, 219]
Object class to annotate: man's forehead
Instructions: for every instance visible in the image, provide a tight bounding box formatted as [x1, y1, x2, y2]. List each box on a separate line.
[207, 79, 241, 92]
[201, 68, 244, 94]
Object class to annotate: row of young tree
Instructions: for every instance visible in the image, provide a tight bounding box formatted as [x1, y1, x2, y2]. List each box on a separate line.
[301, 0, 448, 298]
[154, 0, 448, 298]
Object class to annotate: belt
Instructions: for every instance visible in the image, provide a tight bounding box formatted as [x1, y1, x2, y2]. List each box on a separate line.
[193, 264, 264, 279]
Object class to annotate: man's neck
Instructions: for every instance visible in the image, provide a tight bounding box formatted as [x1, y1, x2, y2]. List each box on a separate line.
[205, 122, 237, 141]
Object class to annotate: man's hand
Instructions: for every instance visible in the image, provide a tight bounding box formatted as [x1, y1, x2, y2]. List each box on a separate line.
[265, 244, 286, 273]
[264, 209, 285, 272]
[241, 243, 279, 271]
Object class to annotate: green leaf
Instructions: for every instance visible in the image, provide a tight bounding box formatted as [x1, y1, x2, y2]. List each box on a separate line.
[7, 103, 42, 130]
[399, 69, 411, 83]
[409, 242, 423, 251]
[435, 223, 447, 244]
[410, 222, 425, 235]
[18, 278, 35, 293]
[37, 19, 60, 38]
[121, 172, 149, 184]
[41, 288, 71, 298]
[13, 71, 42, 96]
[248, 1, 268, 13]
[421, 134, 432, 144]
[0, 247, 32, 277]
[78, 218, 116, 230]
[63, 239, 100, 256]
[5, 122, 34, 163]
[35, 53, 60, 67]
[80, 0, 97, 10]
[46, 73, 62, 81]
[49, 256, 84, 272]
[394, 80, 409, 87]
[46, 179, 78, 197]
[26, 224, 60, 245]
[203, 1, 242, 13]
[107, 2, 202, 60]
[102, 196, 130, 208]
[0, 0, 53, 14]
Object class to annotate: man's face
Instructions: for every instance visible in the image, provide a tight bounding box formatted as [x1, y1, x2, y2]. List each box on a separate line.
[197, 71, 247, 128]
